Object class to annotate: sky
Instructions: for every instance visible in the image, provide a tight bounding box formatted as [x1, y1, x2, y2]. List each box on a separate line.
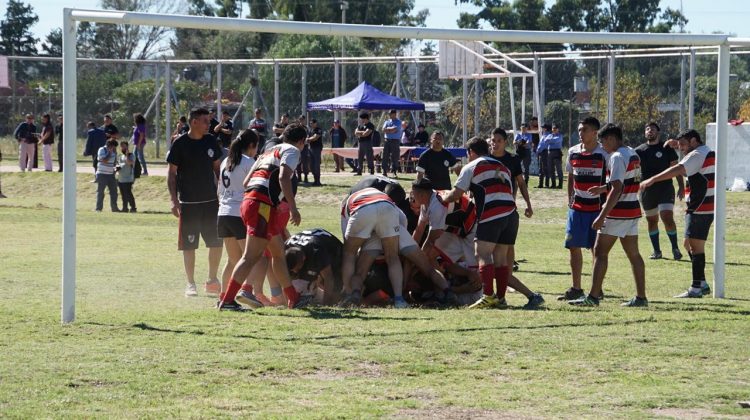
[26, 0, 750, 49]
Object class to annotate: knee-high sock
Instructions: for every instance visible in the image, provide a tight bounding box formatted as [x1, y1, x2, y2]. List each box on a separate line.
[691, 253, 706, 289]
[479, 265, 494, 296]
[495, 266, 510, 298]
[649, 230, 661, 253]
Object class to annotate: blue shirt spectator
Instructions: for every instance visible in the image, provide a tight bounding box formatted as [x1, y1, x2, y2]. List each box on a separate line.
[383, 113, 402, 140]
[84, 124, 107, 157]
[546, 132, 563, 151]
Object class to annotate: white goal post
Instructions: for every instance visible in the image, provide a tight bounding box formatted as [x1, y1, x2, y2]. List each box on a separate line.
[61, 8, 750, 323]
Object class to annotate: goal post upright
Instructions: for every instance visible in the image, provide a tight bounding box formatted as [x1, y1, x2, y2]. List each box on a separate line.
[60, 8, 750, 323]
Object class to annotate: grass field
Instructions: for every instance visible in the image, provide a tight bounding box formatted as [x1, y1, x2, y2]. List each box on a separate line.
[1, 169, 749, 418]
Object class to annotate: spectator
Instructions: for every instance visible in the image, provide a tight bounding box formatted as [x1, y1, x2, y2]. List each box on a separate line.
[38, 114, 55, 171]
[296, 114, 311, 183]
[171, 116, 189, 144]
[95, 139, 119, 212]
[248, 108, 268, 151]
[536, 123, 552, 188]
[272, 113, 289, 137]
[102, 114, 119, 140]
[55, 114, 63, 172]
[547, 124, 564, 189]
[167, 107, 224, 298]
[514, 123, 533, 184]
[329, 119, 348, 172]
[13, 114, 37, 172]
[84, 121, 107, 178]
[414, 124, 429, 146]
[132, 113, 149, 176]
[416, 131, 459, 190]
[208, 109, 220, 135]
[400, 120, 414, 146]
[307, 118, 323, 186]
[381, 109, 402, 177]
[214, 110, 234, 151]
[354, 112, 375, 175]
[117, 141, 137, 213]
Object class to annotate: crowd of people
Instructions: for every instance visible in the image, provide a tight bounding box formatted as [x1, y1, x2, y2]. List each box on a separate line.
[9, 105, 715, 310]
[162, 106, 715, 311]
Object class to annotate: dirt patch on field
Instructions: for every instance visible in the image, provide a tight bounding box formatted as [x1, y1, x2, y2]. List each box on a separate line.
[259, 361, 386, 382]
[395, 407, 538, 419]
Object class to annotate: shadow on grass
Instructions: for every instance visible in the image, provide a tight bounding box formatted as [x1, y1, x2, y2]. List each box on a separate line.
[521, 270, 574, 276]
[647, 301, 750, 316]
[253, 307, 435, 321]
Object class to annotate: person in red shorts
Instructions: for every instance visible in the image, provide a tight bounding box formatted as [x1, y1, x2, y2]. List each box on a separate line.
[218, 123, 311, 311]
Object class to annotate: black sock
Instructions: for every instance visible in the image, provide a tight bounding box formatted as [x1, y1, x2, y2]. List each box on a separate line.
[691, 253, 706, 289]
[649, 230, 661, 253]
[666, 230, 679, 250]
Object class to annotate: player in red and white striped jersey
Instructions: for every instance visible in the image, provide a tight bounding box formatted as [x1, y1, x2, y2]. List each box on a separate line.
[570, 123, 647, 307]
[443, 136, 516, 309]
[559, 116, 609, 302]
[640, 129, 715, 298]
[218, 123, 310, 310]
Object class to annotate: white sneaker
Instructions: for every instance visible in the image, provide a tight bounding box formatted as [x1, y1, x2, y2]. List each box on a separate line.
[185, 283, 198, 297]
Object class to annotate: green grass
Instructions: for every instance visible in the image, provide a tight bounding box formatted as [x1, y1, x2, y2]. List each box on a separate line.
[1, 171, 749, 418]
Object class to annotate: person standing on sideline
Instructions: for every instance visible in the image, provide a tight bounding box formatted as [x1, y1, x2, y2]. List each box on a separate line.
[514, 123, 533, 184]
[214, 110, 234, 151]
[131, 113, 149, 176]
[354, 112, 375, 175]
[569, 123, 646, 307]
[546, 124, 564, 188]
[416, 131, 459, 190]
[635, 121, 684, 260]
[381, 109, 402, 177]
[38, 114, 55, 171]
[640, 129, 715, 299]
[102, 114, 119, 141]
[536, 123, 551, 188]
[208, 109, 220, 135]
[84, 122, 107, 177]
[307, 118, 323, 186]
[55, 114, 64, 172]
[296, 114, 311, 183]
[329, 119, 348, 172]
[558, 117, 609, 301]
[95, 139, 120, 212]
[117, 141, 137, 213]
[167, 108, 224, 298]
[272, 113, 289, 137]
[248, 108, 268, 151]
[14, 114, 37, 172]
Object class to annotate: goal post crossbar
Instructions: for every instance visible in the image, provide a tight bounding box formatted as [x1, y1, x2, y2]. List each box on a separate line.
[61, 8, 734, 324]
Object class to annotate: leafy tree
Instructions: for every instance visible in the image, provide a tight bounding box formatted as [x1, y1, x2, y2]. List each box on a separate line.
[0, 0, 38, 83]
[40, 28, 62, 57]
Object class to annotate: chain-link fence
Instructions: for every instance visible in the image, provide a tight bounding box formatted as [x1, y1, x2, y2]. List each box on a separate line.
[2, 47, 748, 162]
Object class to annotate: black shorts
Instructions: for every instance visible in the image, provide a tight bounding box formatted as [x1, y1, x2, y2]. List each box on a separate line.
[640, 183, 675, 211]
[475, 211, 519, 245]
[178, 201, 222, 251]
[217, 215, 246, 240]
[685, 213, 714, 241]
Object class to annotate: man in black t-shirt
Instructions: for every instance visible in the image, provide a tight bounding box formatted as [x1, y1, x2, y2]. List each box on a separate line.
[102, 114, 119, 140]
[414, 124, 429, 146]
[166, 107, 224, 298]
[286, 228, 343, 305]
[213, 110, 234, 149]
[416, 131, 459, 190]
[354, 112, 375, 175]
[307, 119, 324, 186]
[208, 109, 220, 135]
[635, 121, 684, 260]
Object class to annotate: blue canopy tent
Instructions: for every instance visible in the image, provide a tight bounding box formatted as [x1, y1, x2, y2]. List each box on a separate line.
[306, 81, 425, 111]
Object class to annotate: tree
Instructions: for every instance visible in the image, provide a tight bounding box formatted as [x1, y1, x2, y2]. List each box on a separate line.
[0, 0, 38, 57]
[87, 0, 177, 59]
[41, 28, 62, 57]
